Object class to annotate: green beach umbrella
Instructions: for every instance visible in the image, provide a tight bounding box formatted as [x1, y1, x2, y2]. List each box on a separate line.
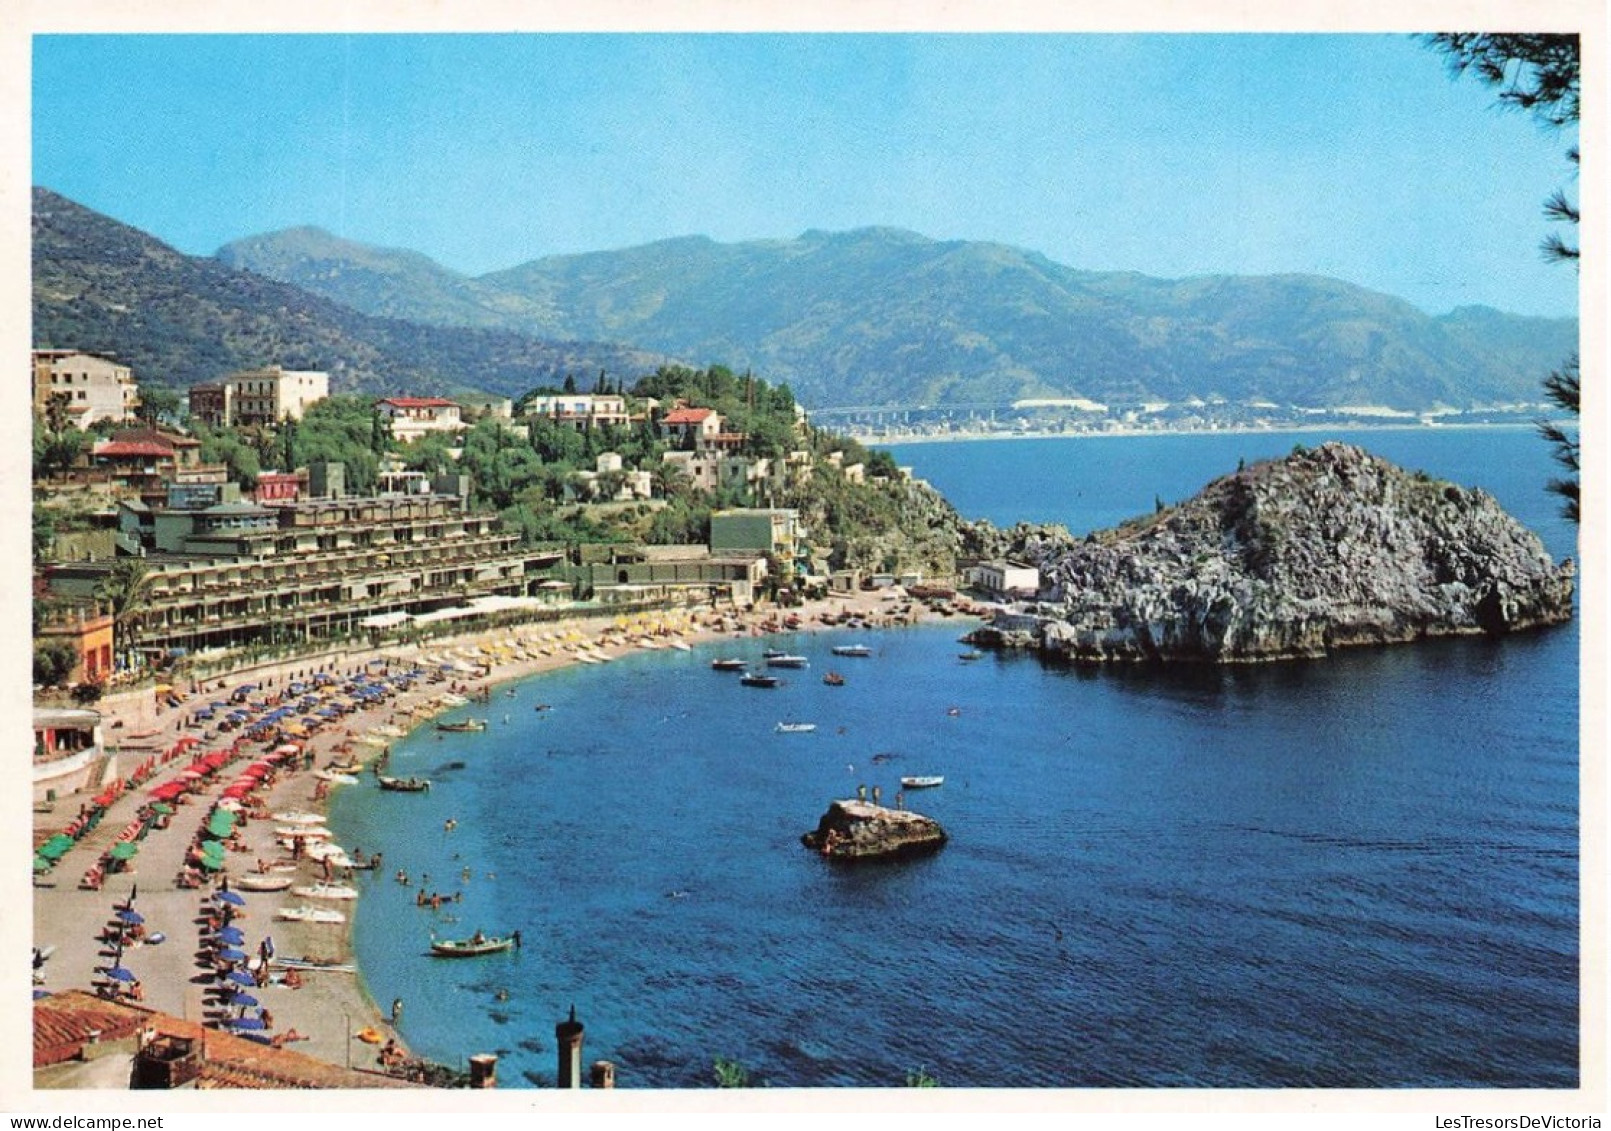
[109, 842, 138, 860]
[38, 840, 71, 861]
[198, 854, 223, 871]
[33, 856, 51, 873]
[150, 803, 174, 815]
[200, 839, 226, 857]
[206, 812, 235, 838]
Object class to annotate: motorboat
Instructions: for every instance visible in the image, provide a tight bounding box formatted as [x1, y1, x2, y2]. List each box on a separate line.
[958, 651, 983, 661]
[831, 644, 872, 658]
[314, 770, 359, 785]
[710, 658, 747, 672]
[377, 775, 431, 792]
[740, 673, 781, 688]
[291, 882, 359, 901]
[901, 776, 945, 789]
[823, 672, 845, 686]
[764, 654, 809, 669]
[776, 722, 818, 733]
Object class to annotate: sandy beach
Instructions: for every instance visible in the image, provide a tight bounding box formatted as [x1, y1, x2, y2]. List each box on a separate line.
[32, 589, 947, 1084]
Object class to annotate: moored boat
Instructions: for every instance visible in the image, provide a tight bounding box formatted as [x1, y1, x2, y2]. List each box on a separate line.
[764, 654, 809, 669]
[429, 930, 520, 957]
[710, 658, 747, 671]
[377, 775, 431, 792]
[776, 722, 818, 733]
[901, 775, 945, 789]
[313, 770, 359, 785]
[437, 719, 487, 733]
[831, 644, 872, 658]
[740, 672, 781, 688]
[958, 651, 983, 661]
[823, 671, 846, 686]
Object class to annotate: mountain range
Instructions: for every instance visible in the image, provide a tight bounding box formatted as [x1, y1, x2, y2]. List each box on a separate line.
[34, 187, 1577, 412]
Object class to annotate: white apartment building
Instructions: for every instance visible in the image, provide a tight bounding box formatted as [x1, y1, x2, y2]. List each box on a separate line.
[32, 350, 140, 428]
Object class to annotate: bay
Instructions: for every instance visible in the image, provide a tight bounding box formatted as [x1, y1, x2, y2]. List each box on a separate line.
[332, 426, 1579, 1089]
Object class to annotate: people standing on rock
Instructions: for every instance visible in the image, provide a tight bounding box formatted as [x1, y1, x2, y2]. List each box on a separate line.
[871, 785, 881, 806]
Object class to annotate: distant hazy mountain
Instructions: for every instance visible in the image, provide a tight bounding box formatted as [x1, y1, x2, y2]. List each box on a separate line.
[218, 224, 1578, 411]
[32, 188, 674, 396]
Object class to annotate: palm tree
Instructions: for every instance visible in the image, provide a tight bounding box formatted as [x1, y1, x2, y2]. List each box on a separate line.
[96, 558, 154, 668]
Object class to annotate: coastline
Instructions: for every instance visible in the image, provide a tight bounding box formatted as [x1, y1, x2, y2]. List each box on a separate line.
[854, 419, 1552, 447]
[32, 589, 933, 1085]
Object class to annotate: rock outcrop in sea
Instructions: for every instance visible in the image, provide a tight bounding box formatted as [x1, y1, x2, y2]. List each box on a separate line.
[802, 800, 947, 861]
[965, 441, 1575, 664]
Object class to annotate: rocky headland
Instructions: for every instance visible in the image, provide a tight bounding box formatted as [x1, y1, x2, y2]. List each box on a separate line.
[802, 800, 948, 861]
[964, 441, 1575, 664]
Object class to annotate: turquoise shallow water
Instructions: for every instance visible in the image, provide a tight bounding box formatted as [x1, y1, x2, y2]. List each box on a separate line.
[332, 427, 1579, 1088]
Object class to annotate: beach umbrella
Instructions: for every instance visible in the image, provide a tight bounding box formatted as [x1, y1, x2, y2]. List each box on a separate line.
[225, 1016, 266, 1031]
[197, 854, 223, 872]
[33, 856, 51, 873]
[109, 842, 138, 861]
[223, 969, 255, 987]
[215, 926, 245, 944]
[229, 992, 259, 1007]
[206, 812, 235, 838]
[216, 890, 246, 907]
[115, 909, 144, 925]
[217, 947, 247, 962]
[149, 803, 174, 815]
[33, 989, 49, 1000]
[105, 966, 137, 982]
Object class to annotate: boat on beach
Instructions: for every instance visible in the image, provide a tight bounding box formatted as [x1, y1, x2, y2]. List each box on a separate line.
[429, 932, 519, 957]
[291, 882, 359, 901]
[277, 905, 346, 924]
[901, 775, 945, 789]
[314, 770, 359, 785]
[377, 775, 431, 792]
[272, 811, 324, 825]
[235, 874, 293, 892]
[437, 719, 487, 733]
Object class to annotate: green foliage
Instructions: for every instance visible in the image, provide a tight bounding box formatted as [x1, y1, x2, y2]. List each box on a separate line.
[195, 425, 262, 489]
[712, 1057, 753, 1088]
[71, 680, 106, 705]
[905, 1067, 941, 1088]
[135, 383, 183, 426]
[34, 640, 78, 687]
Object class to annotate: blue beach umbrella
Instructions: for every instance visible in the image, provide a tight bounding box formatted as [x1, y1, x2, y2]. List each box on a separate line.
[217, 947, 247, 962]
[229, 992, 259, 1007]
[223, 970, 256, 987]
[115, 909, 144, 925]
[215, 890, 246, 907]
[105, 966, 137, 982]
[215, 926, 245, 944]
[225, 1016, 267, 1031]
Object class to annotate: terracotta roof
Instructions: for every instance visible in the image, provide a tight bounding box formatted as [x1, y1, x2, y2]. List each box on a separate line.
[94, 441, 174, 459]
[663, 407, 715, 424]
[34, 991, 422, 1089]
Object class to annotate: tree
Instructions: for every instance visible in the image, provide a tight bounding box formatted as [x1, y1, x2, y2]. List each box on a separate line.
[96, 558, 153, 660]
[33, 640, 78, 687]
[1424, 33, 1580, 522]
[135, 384, 182, 427]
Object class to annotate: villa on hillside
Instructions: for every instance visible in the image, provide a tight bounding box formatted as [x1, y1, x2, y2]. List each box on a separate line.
[375, 396, 465, 442]
[188, 366, 329, 428]
[32, 350, 141, 428]
[521, 393, 633, 431]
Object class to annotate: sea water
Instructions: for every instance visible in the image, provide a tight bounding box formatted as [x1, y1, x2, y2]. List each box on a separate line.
[332, 427, 1579, 1088]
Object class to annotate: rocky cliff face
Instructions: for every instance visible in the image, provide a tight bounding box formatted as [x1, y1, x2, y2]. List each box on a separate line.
[971, 442, 1574, 664]
[802, 800, 947, 861]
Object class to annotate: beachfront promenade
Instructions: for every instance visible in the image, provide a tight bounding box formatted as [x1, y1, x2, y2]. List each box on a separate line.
[33, 592, 932, 1086]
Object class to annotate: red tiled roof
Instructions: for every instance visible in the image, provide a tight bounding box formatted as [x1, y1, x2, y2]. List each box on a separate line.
[33, 992, 147, 1068]
[94, 441, 174, 459]
[663, 407, 715, 424]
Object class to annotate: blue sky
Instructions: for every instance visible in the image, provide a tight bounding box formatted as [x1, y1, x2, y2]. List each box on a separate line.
[32, 32, 1581, 318]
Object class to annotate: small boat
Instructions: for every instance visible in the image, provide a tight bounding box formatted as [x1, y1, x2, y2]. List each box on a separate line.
[234, 874, 293, 892]
[901, 776, 945, 789]
[314, 770, 359, 785]
[269, 956, 356, 973]
[764, 654, 809, 669]
[958, 651, 983, 661]
[272, 811, 324, 825]
[710, 658, 747, 672]
[324, 760, 363, 775]
[275, 825, 333, 840]
[429, 933, 518, 958]
[831, 644, 872, 658]
[761, 648, 787, 660]
[740, 673, 781, 688]
[670, 640, 692, 652]
[437, 719, 487, 733]
[823, 672, 845, 687]
[291, 882, 359, 901]
[438, 693, 470, 707]
[377, 775, 431, 793]
[776, 722, 818, 734]
[277, 905, 346, 924]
